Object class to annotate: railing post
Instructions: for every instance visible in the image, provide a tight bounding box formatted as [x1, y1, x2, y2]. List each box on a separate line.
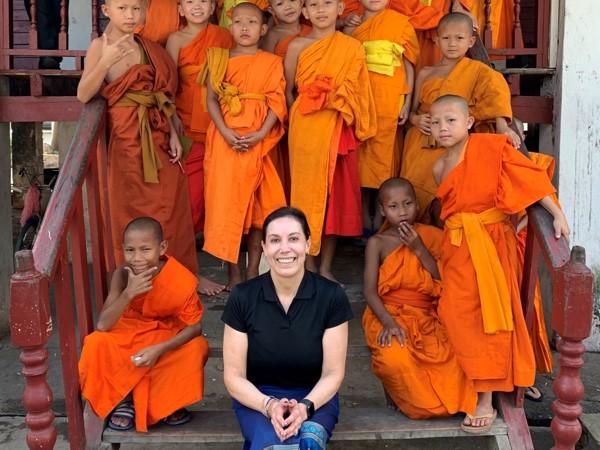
[29, 0, 38, 50]
[513, 0, 524, 48]
[483, 0, 493, 47]
[59, 0, 68, 49]
[551, 246, 594, 450]
[10, 250, 57, 450]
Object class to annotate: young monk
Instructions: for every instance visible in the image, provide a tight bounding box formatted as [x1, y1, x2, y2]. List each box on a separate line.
[77, 0, 199, 275]
[401, 12, 520, 219]
[79, 217, 209, 432]
[262, 0, 311, 57]
[362, 177, 477, 418]
[430, 94, 569, 433]
[203, 1, 287, 288]
[285, 0, 376, 283]
[343, 0, 419, 235]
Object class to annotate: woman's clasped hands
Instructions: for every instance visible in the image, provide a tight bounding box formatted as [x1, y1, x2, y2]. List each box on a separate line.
[267, 398, 309, 442]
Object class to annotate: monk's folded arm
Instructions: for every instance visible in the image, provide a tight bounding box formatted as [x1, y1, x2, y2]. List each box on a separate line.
[155, 321, 203, 356]
[77, 39, 110, 103]
[412, 245, 440, 280]
[205, 76, 230, 137]
[363, 238, 396, 327]
[96, 268, 134, 332]
[257, 109, 279, 137]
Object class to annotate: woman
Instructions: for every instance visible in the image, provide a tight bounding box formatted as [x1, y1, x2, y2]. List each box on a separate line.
[222, 207, 353, 449]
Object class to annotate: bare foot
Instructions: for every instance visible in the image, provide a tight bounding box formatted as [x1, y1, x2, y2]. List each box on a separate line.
[197, 275, 225, 296]
[319, 269, 345, 288]
[463, 392, 495, 430]
[384, 389, 399, 411]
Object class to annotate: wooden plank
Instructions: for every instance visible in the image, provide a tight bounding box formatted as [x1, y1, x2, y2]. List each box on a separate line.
[0, 76, 11, 336]
[103, 409, 508, 444]
[497, 393, 534, 450]
[0, 96, 82, 121]
[511, 96, 553, 124]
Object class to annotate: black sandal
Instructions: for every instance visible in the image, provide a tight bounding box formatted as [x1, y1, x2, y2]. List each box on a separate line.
[524, 386, 544, 402]
[162, 408, 192, 426]
[107, 400, 135, 431]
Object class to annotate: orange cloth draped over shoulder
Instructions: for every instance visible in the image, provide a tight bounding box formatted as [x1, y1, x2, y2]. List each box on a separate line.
[400, 56, 512, 215]
[352, 10, 419, 188]
[137, 0, 180, 46]
[274, 24, 312, 58]
[289, 32, 376, 255]
[176, 25, 233, 233]
[516, 152, 558, 374]
[203, 49, 287, 264]
[79, 256, 209, 432]
[436, 134, 555, 392]
[363, 224, 477, 418]
[101, 36, 198, 273]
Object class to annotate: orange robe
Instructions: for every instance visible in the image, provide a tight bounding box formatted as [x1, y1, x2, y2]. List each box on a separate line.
[470, 0, 516, 50]
[203, 50, 287, 264]
[352, 10, 419, 188]
[176, 24, 233, 233]
[274, 24, 312, 58]
[79, 256, 209, 432]
[101, 36, 198, 273]
[363, 224, 477, 418]
[401, 56, 512, 215]
[137, 0, 180, 46]
[288, 32, 377, 255]
[436, 134, 555, 392]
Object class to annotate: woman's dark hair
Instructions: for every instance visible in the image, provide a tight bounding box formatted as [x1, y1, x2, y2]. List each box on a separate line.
[262, 207, 311, 241]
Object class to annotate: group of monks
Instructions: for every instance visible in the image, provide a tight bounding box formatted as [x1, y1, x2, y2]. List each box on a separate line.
[74, 0, 565, 437]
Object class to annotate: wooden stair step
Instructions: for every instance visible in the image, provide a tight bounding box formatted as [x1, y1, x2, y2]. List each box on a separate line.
[102, 408, 508, 444]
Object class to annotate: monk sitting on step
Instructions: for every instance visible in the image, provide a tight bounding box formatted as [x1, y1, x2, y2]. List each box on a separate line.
[362, 177, 477, 419]
[430, 94, 569, 433]
[79, 217, 209, 432]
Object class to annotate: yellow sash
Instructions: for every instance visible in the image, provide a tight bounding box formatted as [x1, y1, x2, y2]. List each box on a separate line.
[363, 40, 405, 77]
[199, 48, 266, 117]
[445, 207, 513, 334]
[114, 90, 175, 184]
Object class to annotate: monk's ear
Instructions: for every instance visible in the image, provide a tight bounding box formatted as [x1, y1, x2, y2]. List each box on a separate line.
[468, 35, 476, 49]
[337, 1, 345, 16]
[377, 202, 385, 218]
[159, 240, 168, 256]
[260, 23, 269, 37]
[466, 115, 475, 129]
[101, 3, 110, 18]
[210, 1, 216, 16]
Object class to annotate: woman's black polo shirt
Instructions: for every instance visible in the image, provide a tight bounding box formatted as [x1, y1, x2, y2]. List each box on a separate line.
[221, 270, 353, 389]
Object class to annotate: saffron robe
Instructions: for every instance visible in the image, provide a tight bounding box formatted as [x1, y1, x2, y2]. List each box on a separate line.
[176, 24, 233, 233]
[79, 256, 209, 432]
[137, 0, 180, 46]
[101, 36, 198, 273]
[401, 56, 512, 215]
[470, 0, 517, 51]
[288, 32, 377, 255]
[274, 24, 312, 58]
[352, 10, 419, 188]
[203, 50, 287, 264]
[436, 134, 555, 392]
[363, 224, 477, 418]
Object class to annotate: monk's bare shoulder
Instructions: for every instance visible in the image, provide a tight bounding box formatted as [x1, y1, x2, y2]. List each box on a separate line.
[416, 65, 436, 83]
[166, 30, 187, 62]
[287, 36, 315, 58]
[262, 28, 284, 53]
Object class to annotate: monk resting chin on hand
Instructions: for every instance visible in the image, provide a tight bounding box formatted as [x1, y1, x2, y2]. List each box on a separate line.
[78, 217, 209, 432]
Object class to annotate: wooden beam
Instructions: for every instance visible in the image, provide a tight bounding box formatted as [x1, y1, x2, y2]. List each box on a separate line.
[0, 76, 11, 336]
[0, 96, 82, 122]
[511, 96, 554, 124]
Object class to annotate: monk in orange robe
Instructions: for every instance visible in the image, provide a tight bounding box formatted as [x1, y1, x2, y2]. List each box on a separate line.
[285, 0, 376, 283]
[166, 2, 233, 234]
[203, 2, 287, 287]
[430, 95, 569, 432]
[79, 217, 208, 432]
[136, 0, 180, 46]
[77, 0, 198, 274]
[344, 0, 419, 233]
[363, 177, 477, 419]
[401, 12, 518, 218]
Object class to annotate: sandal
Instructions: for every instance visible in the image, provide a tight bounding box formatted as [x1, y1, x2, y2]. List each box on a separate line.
[524, 386, 544, 402]
[162, 408, 192, 426]
[107, 400, 135, 431]
[461, 409, 497, 434]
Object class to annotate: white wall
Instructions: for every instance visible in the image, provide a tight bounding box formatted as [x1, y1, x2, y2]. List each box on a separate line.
[555, 0, 600, 350]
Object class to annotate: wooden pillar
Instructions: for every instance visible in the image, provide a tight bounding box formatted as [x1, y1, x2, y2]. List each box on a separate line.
[10, 250, 57, 450]
[550, 246, 594, 450]
[0, 76, 11, 336]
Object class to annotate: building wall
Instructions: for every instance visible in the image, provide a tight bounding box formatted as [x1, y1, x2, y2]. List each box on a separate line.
[555, 0, 600, 350]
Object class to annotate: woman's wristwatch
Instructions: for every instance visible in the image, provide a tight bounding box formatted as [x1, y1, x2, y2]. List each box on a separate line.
[299, 398, 315, 419]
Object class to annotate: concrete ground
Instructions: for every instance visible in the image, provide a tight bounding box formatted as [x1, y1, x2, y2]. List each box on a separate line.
[2, 239, 600, 448]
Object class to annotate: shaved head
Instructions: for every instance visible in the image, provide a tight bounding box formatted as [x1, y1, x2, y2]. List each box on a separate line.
[437, 12, 475, 36]
[431, 94, 469, 116]
[232, 1, 267, 23]
[123, 216, 163, 243]
[378, 177, 416, 205]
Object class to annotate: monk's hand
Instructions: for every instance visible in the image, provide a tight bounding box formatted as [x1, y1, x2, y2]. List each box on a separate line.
[123, 266, 157, 300]
[171, 113, 185, 137]
[397, 222, 425, 253]
[282, 399, 307, 440]
[343, 13, 362, 28]
[239, 131, 265, 150]
[378, 318, 407, 347]
[501, 127, 522, 149]
[413, 113, 432, 135]
[131, 344, 164, 367]
[552, 210, 570, 241]
[268, 398, 291, 442]
[168, 132, 183, 163]
[99, 33, 134, 70]
[398, 100, 411, 126]
[221, 127, 245, 151]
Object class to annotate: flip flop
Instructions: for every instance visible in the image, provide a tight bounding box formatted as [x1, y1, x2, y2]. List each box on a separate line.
[524, 386, 544, 402]
[107, 400, 135, 431]
[461, 409, 497, 434]
[162, 408, 192, 426]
